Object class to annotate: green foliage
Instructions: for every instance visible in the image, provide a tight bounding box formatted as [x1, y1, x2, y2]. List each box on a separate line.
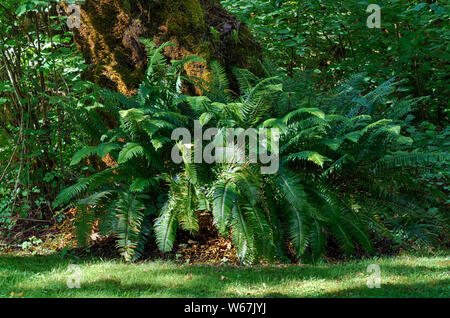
[222, 0, 449, 124]
[168, 63, 447, 263]
[2, 1, 447, 264]
[0, 0, 92, 234]
[54, 40, 200, 261]
[57, 41, 448, 262]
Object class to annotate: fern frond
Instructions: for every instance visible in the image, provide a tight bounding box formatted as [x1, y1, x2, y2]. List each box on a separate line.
[70, 146, 98, 166]
[285, 151, 330, 168]
[309, 219, 326, 263]
[231, 204, 255, 265]
[210, 179, 238, 234]
[207, 61, 231, 103]
[117, 143, 144, 164]
[154, 199, 178, 252]
[114, 191, 146, 261]
[274, 168, 310, 257]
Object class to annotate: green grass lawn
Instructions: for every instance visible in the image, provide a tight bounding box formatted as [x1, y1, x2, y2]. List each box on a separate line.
[0, 254, 448, 298]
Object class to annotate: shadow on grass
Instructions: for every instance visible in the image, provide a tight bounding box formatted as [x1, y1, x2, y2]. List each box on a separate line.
[0, 254, 448, 298]
[317, 279, 450, 298]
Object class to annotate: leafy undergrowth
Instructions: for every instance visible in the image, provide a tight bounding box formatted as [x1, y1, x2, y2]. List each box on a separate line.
[1, 206, 241, 265]
[0, 213, 422, 267]
[0, 208, 240, 265]
[0, 253, 448, 298]
[1, 209, 76, 257]
[174, 238, 239, 265]
[0, 206, 438, 268]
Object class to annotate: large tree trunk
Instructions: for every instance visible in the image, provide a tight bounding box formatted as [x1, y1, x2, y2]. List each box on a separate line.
[70, 0, 261, 96]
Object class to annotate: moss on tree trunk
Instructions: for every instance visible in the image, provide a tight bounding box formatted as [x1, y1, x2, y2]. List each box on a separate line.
[70, 0, 261, 96]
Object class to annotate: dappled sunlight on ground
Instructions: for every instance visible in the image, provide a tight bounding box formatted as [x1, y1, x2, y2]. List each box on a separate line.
[0, 254, 448, 298]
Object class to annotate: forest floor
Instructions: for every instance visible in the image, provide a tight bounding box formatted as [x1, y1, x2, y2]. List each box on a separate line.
[0, 253, 448, 298]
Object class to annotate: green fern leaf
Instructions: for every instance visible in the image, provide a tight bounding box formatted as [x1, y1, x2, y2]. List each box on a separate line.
[118, 143, 144, 164]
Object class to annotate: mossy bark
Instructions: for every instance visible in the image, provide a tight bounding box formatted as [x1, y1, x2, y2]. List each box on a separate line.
[70, 0, 261, 96]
